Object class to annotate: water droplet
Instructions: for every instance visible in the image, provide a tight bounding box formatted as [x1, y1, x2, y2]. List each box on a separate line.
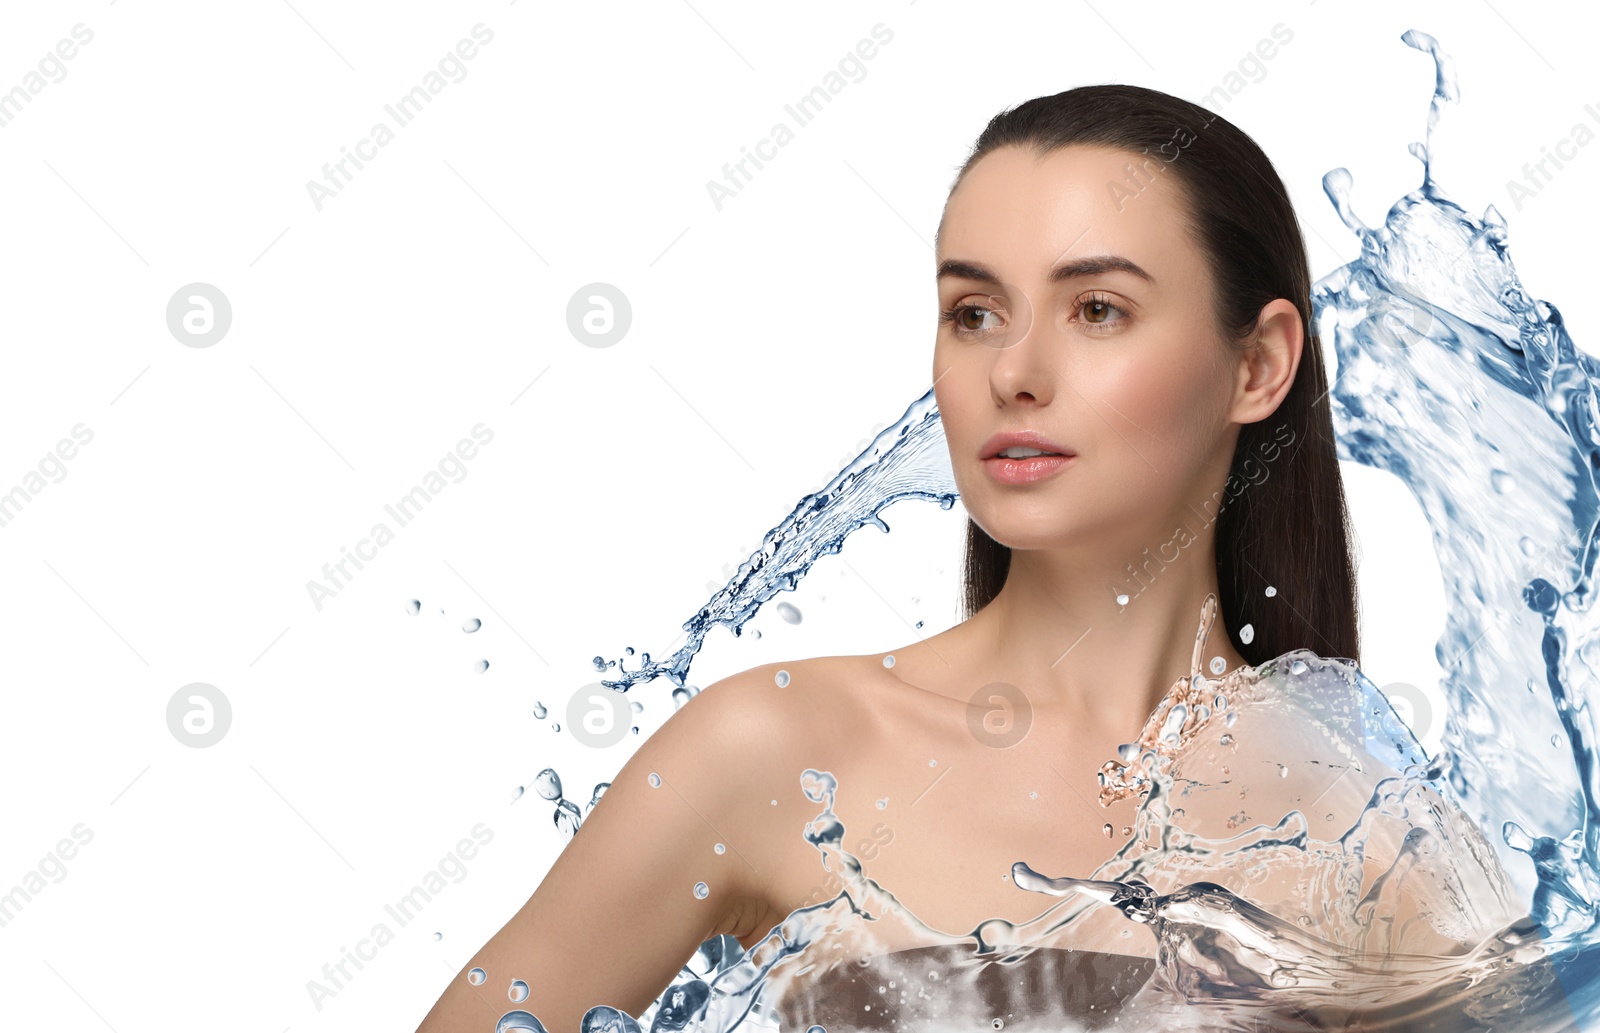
[1225, 711, 1238, 727]
[511, 785, 524, 801]
[752, 629, 762, 640]
[405, 599, 421, 615]
[1239, 623, 1254, 645]
[1121, 825, 1132, 837]
[1102, 823, 1113, 838]
[1220, 734, 1234, 746]
[534, 769, 562, 800]
[1553, 733, 1564, 748]
[1264, 586, 1277, 597]
[467, 967, 486, 985]
[631, 700, 643, 714]
[1279, 764, 1289, 778]
[929, 759, 937, 767]
[461, 617, 482, 633]
[591, 655, 605, 670]
[777, 602, 803, 624]
[1290, 659, 1307, 675]
[1209, 656, 1226, 675]
[1491, 469, 1516, 493]
[770, 799, 777, 806]
[509, 979, 529, 1002]
[1120, 928, 1132, 938]
[993, 1020, 1005, 1030]
[693, 881, 710, 899]
[883, 655, 896, 668]
[1325, 812, 1335, 821]
[432, 931, 442, 940]
[551, 722, 561, 732]
[1160, 703, 1188, 744]
[1297, 915, 1312, 927]
[1116, 593, 1129, 606]
[714, 843, 725, 854]
[876, 798, 888, 810]
[915, 620, 924, 629]
[774, 669, 790, 687]
[474, 660, 489, 673]
[532, 702, 547, 719]
[648, 772, 662, 788]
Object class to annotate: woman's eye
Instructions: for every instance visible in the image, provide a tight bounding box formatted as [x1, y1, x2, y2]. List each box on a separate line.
[941, 303, 1003, 335]
[1078, 294, 1128, 329]
[940, 295, 1126, 337]
[958, 306, 1000, 331]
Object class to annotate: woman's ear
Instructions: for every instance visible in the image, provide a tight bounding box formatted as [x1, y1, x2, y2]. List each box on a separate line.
[1230, 298, 1303, 424]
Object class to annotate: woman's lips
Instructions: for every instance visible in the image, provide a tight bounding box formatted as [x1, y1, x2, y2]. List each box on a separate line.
[982, 453, 1075, 484]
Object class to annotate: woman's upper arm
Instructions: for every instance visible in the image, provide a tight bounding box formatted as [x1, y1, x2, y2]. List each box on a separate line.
[413, 670, 782, 1033]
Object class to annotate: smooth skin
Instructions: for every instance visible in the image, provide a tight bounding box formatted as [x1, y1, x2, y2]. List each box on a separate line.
[414, 142, 1302, 1032]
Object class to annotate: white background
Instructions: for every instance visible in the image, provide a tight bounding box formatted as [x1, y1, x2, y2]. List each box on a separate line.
[0, 1, 1595, 1030]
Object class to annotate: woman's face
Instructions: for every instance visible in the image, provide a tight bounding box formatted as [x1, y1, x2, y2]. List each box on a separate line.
[933, 143, 1248, 557]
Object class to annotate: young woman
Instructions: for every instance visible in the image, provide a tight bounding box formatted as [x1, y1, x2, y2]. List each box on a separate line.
[414, 84, 1450, 1032]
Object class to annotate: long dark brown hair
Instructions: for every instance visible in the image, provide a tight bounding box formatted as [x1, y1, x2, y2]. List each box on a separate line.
[947, 84, 1360, 667]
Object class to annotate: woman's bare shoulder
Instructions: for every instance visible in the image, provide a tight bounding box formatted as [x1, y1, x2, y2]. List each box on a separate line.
[680, 654, 883, 753]
[642, 657, 886, 888]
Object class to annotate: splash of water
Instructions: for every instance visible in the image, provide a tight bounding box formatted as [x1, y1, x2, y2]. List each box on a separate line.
[478, 27, 1600, 1032]
[594, 392, 956, 696]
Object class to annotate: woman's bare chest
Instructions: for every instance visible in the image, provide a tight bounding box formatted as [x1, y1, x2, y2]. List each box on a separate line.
[761, 713, 1155, 952]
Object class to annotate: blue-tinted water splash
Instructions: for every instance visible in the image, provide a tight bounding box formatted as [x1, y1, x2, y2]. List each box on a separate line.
[596, 392, 956, 696]
[479, 27, 1600, 1032]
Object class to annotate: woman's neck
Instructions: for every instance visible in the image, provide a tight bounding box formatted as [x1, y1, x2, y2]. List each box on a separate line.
[964, 544, 1248, 741]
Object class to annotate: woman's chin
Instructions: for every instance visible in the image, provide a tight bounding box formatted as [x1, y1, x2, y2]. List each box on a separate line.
[973, 524, 1081, 552]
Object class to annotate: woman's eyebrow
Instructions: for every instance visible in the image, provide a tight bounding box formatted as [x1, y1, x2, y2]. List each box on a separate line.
[935, 255, 1155, 285]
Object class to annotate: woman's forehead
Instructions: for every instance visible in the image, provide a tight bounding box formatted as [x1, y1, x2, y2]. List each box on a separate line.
[937, 145, 1196, 285]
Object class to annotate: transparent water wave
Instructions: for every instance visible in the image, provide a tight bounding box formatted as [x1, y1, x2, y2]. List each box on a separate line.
[487, 28, 1600, 1032]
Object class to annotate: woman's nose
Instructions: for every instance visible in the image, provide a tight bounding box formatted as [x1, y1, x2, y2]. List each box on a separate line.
[989, 318, 1057, 407]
